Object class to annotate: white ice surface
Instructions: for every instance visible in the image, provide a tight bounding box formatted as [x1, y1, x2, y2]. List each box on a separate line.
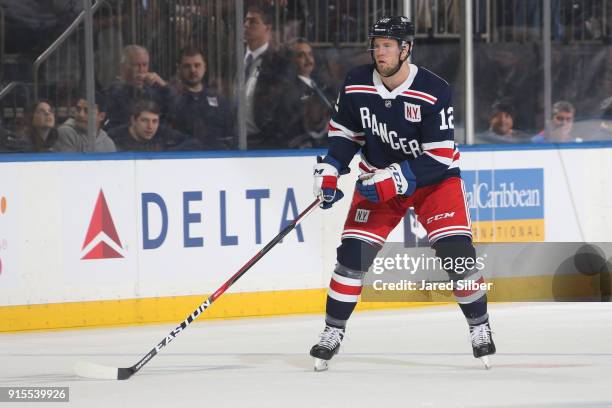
[1, 303, 611, 408]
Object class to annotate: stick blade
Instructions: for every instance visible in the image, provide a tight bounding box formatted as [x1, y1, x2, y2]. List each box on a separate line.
[74, 361, 120, 380]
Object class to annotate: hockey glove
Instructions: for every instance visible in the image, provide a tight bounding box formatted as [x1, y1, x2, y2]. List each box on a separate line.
[356, 161, 416, 203]
[313, 155, 347, 209]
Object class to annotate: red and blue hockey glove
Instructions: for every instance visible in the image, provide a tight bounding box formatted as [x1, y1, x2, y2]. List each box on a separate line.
[313, 156, 347, 209]
[356, 161, 416, 203]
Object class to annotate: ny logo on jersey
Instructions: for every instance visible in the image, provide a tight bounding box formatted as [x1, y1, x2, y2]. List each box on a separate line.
[355, 209, 370, 223]
[404, 102, 421, 122]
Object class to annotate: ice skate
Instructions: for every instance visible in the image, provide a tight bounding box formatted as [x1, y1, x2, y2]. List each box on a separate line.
[469, 321, 496, 369]
[310, 325, 345, 371]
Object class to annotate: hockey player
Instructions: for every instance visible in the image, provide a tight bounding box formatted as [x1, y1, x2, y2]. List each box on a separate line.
[310, 16, 495, 371]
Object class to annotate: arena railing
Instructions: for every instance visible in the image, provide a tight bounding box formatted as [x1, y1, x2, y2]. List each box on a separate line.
[0, 81, 32, 130]
[123, 0, 236, 96]
[32, 0, 121, 119]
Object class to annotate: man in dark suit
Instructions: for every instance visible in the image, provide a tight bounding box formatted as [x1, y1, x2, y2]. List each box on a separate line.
[243, 4, 275, 148]
[242, 4, 300, 149]
[285, 38, 335, 148]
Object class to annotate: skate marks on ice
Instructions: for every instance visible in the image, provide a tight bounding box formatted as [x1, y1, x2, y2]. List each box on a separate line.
[3, 350, 608, 382]
[0, 372, 77, 385]
[1, 362, 250, 385]
[305, 352, 608, 374]
[0, 351, 324, 383]
[0, 352, 486, 385]
[71, 364, 250, 381]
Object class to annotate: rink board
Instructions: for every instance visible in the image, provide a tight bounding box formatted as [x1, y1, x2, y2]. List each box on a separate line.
[0, 143, 610, 331]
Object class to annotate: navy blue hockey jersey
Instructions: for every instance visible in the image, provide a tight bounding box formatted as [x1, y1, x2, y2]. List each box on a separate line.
[327, 64, 460, 187]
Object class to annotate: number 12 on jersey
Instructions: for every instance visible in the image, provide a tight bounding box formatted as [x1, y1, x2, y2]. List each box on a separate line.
[439, 107, 454, 130]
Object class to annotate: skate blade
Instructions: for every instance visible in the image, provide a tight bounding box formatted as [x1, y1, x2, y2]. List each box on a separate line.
[313, 358, 329, 372]
[479, 356, 492, 369]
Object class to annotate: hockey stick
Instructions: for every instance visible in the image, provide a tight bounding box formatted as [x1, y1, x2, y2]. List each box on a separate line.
[74, 197, 322, 380]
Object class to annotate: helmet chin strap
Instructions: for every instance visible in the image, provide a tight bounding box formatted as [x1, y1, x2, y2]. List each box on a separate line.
[371, 44, 411, 78]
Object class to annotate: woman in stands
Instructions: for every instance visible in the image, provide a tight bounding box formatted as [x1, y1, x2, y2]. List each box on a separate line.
[17, 99, 60, 152]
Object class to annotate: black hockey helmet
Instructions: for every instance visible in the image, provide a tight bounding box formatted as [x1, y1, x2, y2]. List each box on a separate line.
[368, 16, 415, 48]
[368, 16, 414, 77]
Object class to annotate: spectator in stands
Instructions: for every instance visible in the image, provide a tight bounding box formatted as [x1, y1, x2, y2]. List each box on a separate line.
[55, 94, 116, 152]
[169, 47, 234, 150]
[108, 99, 188, 152]
[532, 101, 582, 143]
[477, 101, 529, 144]
[105, 45, 170, 130]
[595, 97, 612, 140]
[285, 38, 334, 148]
[13, 99, 60, 152]
[243, 4, 296, 149]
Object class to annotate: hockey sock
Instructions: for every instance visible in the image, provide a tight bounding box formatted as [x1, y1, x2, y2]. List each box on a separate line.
[458, 294, 489, 326]
[453, 269, 490, 325]
[454, 273, 489, 325]
[325, 270, 363, 329]
[433, 237, 490, 326]
[325, 239, 378, 328]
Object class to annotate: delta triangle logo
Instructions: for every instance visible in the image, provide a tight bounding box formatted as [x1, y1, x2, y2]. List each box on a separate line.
[81, 189, 125, 260]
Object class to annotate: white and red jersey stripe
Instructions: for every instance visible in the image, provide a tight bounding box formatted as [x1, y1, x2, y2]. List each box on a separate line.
[356, 154, 377, 174]
[344, 85, 438, 106]
[427, 179, 472, 243]
[448, 146, 461, 170]
[328, 118, 366, 146]
[422, 140, 460, 169]
[428, 226, 473, 243]
[341, 228, 386, 246]
[328, 271, 363, 303]
[401, 89, 437, 105]
[453, 271, 487, 304]
[345, 85, 378, 95]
